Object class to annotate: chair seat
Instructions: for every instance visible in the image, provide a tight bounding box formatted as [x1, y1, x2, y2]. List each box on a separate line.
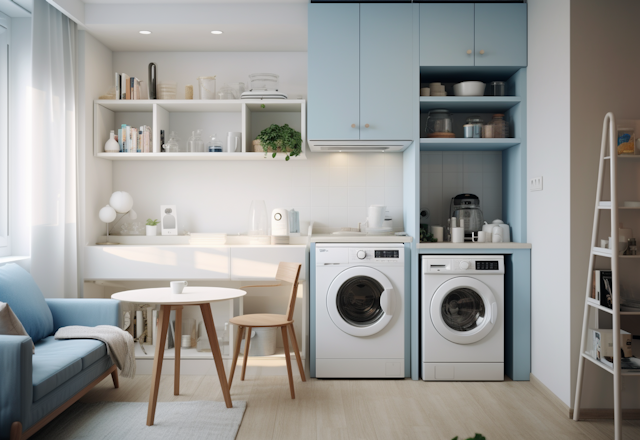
[229, 313, 292, 328]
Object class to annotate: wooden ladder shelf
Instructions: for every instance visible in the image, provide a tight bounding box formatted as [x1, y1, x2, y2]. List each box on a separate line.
[573, 112, 640, 440]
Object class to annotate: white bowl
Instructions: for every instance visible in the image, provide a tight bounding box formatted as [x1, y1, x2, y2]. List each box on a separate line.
[453, 81, 486, 97]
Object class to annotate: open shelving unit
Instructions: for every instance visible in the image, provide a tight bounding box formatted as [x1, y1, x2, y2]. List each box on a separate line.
[93, 99, 307, 160]
[574, 113, 640, 440]
[419, 137, 521, 151]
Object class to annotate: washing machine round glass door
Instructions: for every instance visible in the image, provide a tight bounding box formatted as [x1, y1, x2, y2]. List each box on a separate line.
[430, 277, 498, 345]
[326, 266, 396, 337]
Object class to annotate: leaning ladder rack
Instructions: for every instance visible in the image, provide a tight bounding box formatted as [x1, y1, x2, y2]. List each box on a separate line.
[573, 112, 640, 440]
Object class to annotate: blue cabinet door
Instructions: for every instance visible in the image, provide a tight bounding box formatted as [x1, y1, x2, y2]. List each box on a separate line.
[360, 3, 413, 140]
[419, 3, 474, 67]
[308, 4, 360, 140]
[475, 4, 527, 67]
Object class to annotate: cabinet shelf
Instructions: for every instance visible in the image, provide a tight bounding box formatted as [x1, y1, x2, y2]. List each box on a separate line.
[420, 137, 520, 151]
[96, 152, 307, 161]
[419, 96, 521, 113]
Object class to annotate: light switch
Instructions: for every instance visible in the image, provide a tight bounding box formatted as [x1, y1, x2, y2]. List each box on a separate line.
[529, 176, 543, 191]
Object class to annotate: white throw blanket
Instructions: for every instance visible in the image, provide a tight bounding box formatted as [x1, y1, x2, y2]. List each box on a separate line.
[55, 325, 136, 378]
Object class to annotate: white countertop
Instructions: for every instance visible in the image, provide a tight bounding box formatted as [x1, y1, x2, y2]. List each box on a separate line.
[417, 242, 531, 249]
[310, 235, 413, 243]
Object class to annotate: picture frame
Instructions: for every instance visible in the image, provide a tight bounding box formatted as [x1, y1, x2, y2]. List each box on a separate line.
[161, 205, 178, 236]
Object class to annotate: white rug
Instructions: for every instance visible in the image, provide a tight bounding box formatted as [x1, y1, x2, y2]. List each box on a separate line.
[31, 401, 247, 440]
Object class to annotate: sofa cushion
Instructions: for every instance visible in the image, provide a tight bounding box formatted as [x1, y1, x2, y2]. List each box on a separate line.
[0, 264, 53, 343]
[0, 301, 35, 353]
[32, 336, 107, 401]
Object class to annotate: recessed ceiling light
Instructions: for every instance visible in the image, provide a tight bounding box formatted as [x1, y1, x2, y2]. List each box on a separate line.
[139, 30, 151, 35]
[211, 30, 223, 35]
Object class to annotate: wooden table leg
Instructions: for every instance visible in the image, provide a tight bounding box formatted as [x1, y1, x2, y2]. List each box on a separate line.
[147, 304, 171, 426]
[173, 306, 183, 396]
[200, 303, 233, 408]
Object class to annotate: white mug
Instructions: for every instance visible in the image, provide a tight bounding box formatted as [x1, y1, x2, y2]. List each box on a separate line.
[170, 280, 188, 294]
[368, 205, 385, 229]
[227, 132, 242, 153]
[492, 226, 503, 243]
[452, 227, 465, 243]
[432, 225, 444, 242]
[472, 231, 486, 243]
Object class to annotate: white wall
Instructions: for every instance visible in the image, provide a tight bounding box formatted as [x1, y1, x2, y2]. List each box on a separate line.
[9, 18, 31, 267]
[106, 51, 404, 237]
[528, 0, 572, 406]
[569, 0, 640, 409]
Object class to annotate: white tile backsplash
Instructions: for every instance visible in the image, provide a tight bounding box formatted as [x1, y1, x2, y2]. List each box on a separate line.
[421, 151, 502, 232]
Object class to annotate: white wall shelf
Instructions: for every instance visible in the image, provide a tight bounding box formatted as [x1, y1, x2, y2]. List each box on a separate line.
[93, 99, 307, 160]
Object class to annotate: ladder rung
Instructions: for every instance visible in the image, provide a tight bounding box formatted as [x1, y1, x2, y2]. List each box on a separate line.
[587, 300, 613, 314]
[592, 247, 612, 257]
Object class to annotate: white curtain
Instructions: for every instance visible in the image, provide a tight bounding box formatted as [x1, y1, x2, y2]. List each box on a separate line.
[30, 0, 80, 298]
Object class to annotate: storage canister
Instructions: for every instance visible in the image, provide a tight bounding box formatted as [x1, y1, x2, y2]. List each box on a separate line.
[464, 117, 483, 138]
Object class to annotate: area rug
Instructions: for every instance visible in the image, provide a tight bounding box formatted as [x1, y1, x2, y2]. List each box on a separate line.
[30, 401, 247, 440]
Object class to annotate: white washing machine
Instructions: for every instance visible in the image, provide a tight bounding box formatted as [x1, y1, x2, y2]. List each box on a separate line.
[422, 255, 504, 381]
[315, 243, 405, 378]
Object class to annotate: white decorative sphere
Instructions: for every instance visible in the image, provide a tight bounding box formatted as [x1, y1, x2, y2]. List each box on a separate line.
[109, 191, 134, 213]
[129, 209, 138, 220]
[99, 205, 117, 223]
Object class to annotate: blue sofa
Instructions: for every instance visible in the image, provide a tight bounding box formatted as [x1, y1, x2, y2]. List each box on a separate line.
[0, 264, 121, 440]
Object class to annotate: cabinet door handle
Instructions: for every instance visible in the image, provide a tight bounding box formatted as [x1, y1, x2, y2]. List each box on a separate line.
[364, 124, 370, 128]
[479, 50, 485, 55]
[467, 50, 472, 55]
[351, 124, 356, 128]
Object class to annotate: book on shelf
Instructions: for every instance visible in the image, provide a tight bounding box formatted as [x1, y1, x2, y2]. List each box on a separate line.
[114, 73, 143, 100]
[600, 356, 640, 370]
[116, 124, 151, 153]
[115, 73, 120, 101]
[592, 270, 613, 309]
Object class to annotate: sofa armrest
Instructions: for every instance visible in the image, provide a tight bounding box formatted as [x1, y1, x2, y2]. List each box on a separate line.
[0, 336, 32, 440]
[45, 299, 121, 332]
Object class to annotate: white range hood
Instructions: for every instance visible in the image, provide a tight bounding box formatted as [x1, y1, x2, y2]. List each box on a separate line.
[308, 139, 413, 153]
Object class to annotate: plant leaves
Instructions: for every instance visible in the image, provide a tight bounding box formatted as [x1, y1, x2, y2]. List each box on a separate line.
[256, 123, 302, 160]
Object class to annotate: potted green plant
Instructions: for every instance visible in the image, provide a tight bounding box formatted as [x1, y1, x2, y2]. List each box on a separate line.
[253, 123, 302, 161]
[146, 219, 159, 236]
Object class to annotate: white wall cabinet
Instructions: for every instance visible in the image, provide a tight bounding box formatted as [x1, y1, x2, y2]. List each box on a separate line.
[93, 99, 307, 160]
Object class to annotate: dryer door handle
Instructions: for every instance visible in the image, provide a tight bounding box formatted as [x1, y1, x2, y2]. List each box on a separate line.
[491, 302, 498, 324]
[380, 288, 394, 316]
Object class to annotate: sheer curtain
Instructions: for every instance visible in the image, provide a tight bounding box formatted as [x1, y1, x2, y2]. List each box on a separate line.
[30, 0, 80, 298]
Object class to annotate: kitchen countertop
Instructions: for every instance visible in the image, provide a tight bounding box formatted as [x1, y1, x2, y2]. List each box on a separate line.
[310, 235, 413, 243]
[417, 242, 531, 249]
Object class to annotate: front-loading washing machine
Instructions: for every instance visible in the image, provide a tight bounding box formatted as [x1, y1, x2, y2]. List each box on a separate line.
[315, 243, 405, 378]
[422, 255, 504, 381]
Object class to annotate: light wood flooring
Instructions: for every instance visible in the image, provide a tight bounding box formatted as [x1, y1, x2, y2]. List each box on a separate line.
[80, 364, 640, 440]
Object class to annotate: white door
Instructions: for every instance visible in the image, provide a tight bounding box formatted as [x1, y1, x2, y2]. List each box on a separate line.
[326, 266, 396, 337]
[430, 277, 498, 345]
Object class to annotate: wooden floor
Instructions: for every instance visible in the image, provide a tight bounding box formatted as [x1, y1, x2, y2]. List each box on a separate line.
[80, 363, 640, 440]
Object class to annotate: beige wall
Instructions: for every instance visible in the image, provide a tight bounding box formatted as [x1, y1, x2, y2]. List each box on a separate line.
[570, 0, 640, 409]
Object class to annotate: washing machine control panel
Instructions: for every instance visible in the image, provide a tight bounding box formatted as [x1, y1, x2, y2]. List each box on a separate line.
[347, 247, 404, 264]
[422, 256, 504, 274]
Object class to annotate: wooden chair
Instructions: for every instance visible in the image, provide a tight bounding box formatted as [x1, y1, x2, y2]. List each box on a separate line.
[228, 262, 306, 398]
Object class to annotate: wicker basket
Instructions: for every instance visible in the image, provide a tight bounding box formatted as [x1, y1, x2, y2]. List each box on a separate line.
[252, 139, 281, 153]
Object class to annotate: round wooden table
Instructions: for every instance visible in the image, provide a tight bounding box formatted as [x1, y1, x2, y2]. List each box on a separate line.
[112, 286, 246, 426]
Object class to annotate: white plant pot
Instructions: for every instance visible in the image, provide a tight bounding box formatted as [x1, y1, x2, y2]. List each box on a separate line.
[146, 225, 157, 236]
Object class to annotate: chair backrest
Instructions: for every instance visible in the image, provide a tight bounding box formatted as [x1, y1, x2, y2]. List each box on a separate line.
[276, 262, 302, 321]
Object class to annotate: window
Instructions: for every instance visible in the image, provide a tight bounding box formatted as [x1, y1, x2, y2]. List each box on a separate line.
[0, 13, 9, 254]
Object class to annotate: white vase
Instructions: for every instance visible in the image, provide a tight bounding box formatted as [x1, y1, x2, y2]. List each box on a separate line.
[146, 225, 157, 236]
[105, 130, 120, 152]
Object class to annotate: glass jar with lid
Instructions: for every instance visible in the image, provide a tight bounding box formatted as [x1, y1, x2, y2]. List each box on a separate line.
[426, 109, 454, 138]
[463, 117, 483, 138]
[163, 131, 180, 152]
[491, 114, 509, 138]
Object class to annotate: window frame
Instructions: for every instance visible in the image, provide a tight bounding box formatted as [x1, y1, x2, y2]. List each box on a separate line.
[0, 13, 10, 254]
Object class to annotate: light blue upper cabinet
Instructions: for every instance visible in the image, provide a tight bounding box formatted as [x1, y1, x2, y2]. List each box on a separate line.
[420, 4, 474, 67]
[475, 4, 527, 67]
[308, 4, 360, 140]
[360, 4, 413, 140]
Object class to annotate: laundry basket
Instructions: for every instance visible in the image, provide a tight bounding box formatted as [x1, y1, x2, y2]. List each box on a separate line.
[240, 327, 277, 356]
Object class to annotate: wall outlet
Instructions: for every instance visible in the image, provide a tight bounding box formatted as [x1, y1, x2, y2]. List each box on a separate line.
[530, 176, 543, 191]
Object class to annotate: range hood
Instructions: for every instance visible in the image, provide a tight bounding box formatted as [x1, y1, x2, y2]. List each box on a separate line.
[308, 139, 412, 153]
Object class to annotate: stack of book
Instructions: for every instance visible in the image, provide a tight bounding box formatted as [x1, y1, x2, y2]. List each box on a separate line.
[118, 125, 152, 153]
[115, 73, 142, 100]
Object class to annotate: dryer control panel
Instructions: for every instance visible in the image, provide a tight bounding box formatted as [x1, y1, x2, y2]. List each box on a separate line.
[316, 244, 404, 266]
[422, 255, 504, 275]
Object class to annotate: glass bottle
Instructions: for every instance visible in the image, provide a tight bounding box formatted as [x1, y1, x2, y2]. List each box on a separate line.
[208, 134, 223, 152]
[163, 131, 180, 152]
[193, 129, 204, 152]
[491, 114, 509, 139]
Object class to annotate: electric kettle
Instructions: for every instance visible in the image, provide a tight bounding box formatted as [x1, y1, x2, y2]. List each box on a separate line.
[449, 194, 484, 239]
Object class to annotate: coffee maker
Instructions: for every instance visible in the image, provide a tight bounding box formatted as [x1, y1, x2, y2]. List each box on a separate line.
[449, 194, 484, 240]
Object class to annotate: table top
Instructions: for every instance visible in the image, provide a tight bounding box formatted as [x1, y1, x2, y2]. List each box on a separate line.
[111, 286, 246, 305]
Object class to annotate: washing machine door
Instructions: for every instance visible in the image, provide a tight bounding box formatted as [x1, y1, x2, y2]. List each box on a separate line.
[430, 277, 497, 345]
[326, 266, 396, 337]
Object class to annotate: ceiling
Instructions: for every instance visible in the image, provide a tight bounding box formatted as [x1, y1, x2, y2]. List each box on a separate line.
[76, 1, 309, 52]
